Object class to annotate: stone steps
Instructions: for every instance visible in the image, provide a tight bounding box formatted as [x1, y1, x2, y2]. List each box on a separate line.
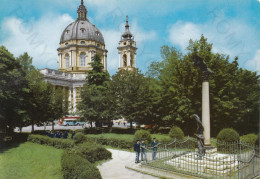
[165, 148, 238, 177]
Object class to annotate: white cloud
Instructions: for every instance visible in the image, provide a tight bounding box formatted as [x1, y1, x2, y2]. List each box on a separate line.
[168, 18, 259, 73]
[245, 50, 260, 73]
[1, 14, 74, 69]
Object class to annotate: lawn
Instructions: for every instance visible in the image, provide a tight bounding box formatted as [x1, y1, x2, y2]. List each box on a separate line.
[87, 133, 171, 142]
[0, 142, 63, 179]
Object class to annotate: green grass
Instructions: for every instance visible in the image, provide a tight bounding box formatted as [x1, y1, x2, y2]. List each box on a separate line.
[87, 133, 171, 142]
[0, 142, 63, 179]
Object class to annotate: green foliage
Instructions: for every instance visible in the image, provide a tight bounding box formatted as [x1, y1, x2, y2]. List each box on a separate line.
[109, 70, 151, 127]
[240, 133, 258, 145]
[217, 128, 240, 142]
[87, 134, 134, 149]
[133, 130, 152, 144]
[169, 126, 184, 140]
[68, 142, 112, 163]
[0, 46, 28, 133]
[78, 54, 115, 127]
[74, 132, 87, 144]
[27, 134, 74, 149]
[147, 35, 260, 136]
[61, 151, 102, 179]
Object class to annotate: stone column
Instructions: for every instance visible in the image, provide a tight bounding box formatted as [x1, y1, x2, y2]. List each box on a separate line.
[134, 54, 137, 68]
[202, 78, 211, 146]
[68, 87, 72, 113]
[118, 53, 121, 68]
[127, 51, 131, 67]
[73, 87, 77, 113]
[69, 51, 72, 67]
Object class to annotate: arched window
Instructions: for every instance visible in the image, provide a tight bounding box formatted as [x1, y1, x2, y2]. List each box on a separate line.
[80, 53, 86, 67]
[123, 54, 127, 67]
[65, 54, 70, 68]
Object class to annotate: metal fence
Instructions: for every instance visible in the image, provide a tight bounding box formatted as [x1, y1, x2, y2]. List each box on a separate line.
[142, 137, 259, 179]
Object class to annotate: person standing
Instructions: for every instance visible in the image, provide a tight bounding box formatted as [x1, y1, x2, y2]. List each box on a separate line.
[151, 137, 158, 160]
[141, 139, 147, 162]
[134, 139, 141, 163]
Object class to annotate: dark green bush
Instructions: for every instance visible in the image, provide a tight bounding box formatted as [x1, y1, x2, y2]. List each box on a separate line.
[217, 128, 240, 142]
[83, 127, 136, 134]
[133, 130, 152, 144]
[240, 133, 258, 145]
[27, 135, 74, 149]
[74, 132, 87, 145]
[87, 136, 132, 149]
[216, 128, 240, 153]
[61, 151, 102, 179]
[169, 126, 184, 140]
[68, 142, 112, 163]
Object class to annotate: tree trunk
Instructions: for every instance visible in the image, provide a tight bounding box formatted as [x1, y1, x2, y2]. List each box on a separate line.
[31, 121, 34, 133]
[52, 122, 54, 130]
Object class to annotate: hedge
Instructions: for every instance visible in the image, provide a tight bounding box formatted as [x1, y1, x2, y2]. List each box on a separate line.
[68, 142, 112, 163]
[28, 135, 74, 149]
[87, 136, 133, 149]
[61, 151, 102, 179]
[134, 130, 152, 144]
[169, 126, 184, 140]
[240, 133, 258, 145]
[81, 127, 136, 134]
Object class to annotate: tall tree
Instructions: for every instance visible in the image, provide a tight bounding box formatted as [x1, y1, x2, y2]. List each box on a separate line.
[0, 46, 27, 134]
[109, 70, 149, 128]
[78, 54, 111, 127]
[147, 35, 259, 136]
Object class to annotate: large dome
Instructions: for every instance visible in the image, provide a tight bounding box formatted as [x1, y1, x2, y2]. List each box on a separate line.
[60, 20, 105, 44]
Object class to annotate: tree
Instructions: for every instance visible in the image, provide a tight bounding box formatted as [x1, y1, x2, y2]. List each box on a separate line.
[109, 70, 150, 128]
[0, 46, 27, 135]
[78, 55, 112, 127]
[147, 35, 260, 136]
[17, 52, 67, 132]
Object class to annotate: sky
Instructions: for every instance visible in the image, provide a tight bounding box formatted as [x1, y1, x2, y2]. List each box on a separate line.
[0, 0, 259, 75]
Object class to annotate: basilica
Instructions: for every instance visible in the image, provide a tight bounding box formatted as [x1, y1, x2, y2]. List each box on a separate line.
[40, 0, 137, 113]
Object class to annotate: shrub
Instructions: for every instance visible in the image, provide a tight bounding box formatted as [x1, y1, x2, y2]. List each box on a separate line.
[133, 130, 152, 144]
[240, 133, 258, 145]
[169, 126, 184, 140]
[27, 135, 74, 149]
[61, 151, 102, 179]
[217, 128, 240, 142]
[74, 132, 87, 145]
[216, 128, 240, 153]
[87, 136, 133, 149]
[69, 142, 112, 163]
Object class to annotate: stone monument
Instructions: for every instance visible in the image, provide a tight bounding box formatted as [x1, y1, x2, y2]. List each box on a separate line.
[192, 50, 213, 146]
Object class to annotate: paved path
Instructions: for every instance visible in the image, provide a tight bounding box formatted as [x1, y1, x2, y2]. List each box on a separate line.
[98, 149, 158, 179]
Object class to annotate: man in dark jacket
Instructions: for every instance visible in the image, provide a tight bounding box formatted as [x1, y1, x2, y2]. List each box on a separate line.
[134, 139, 141, 163]
[141, 139, 147, 162]
[151, 137, 158, 160]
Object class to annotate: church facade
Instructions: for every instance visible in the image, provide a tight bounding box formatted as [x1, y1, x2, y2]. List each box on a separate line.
[40, 0, 137, 113]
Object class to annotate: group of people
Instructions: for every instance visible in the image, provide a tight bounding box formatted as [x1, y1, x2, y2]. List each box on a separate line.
[45, 130, 69, 139]
[134, 137, 158, 163]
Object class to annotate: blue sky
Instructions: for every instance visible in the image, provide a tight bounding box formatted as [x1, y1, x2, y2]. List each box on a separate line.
[0, 0, 259, 75]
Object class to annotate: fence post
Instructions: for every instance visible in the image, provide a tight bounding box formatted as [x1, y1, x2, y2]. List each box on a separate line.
[238, 140, 242, 179]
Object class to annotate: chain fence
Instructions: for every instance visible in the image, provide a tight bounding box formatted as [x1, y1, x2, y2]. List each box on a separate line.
[141, 137, 259, 179]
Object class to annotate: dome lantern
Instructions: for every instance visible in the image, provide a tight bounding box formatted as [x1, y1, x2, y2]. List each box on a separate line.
[77, 0, 87, 21]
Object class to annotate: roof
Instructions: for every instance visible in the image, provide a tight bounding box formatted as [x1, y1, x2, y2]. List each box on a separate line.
[60, 20, 105, 44]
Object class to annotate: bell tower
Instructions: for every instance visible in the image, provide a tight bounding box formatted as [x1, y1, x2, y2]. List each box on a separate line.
[118, 16, 137, 71]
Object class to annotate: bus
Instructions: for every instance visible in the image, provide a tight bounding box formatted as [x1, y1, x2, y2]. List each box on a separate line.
[59, 117, 85, 126]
